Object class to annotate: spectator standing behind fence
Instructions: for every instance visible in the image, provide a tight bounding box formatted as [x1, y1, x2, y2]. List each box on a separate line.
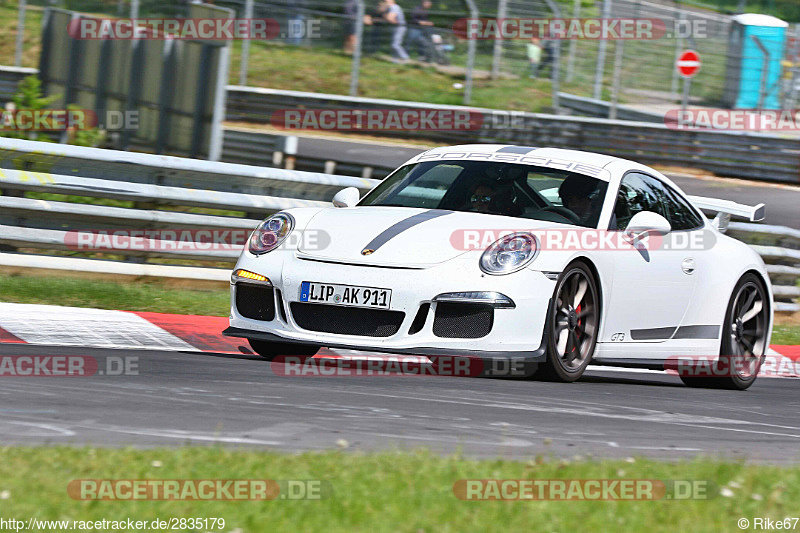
[407, 1, 434, 62]
[526, 37, 542, 79]
[364, 1, 389, 55]
[539, 39, 555, 79]
[384, 0, 409, 61]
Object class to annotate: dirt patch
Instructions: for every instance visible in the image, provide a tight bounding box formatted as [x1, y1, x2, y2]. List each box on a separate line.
[3, 267, 229, 291]
[775, 311, 800, 326]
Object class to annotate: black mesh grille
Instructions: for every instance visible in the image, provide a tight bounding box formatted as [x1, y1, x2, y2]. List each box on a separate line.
[236, 284, 275, 321]
[290, 303, 405, 337]
[433, 303, 494, 338]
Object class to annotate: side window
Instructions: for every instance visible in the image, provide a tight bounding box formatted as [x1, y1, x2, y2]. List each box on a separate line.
[612, 172, 703, 231]
[660, 185, 704, 231]
[612, 173, 668, 230]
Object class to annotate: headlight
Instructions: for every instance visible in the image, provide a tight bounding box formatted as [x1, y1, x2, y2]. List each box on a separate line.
[479, 232, 538, 275]
[249, 213, 294, 255]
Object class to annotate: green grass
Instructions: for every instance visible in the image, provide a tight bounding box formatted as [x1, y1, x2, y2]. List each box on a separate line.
[0, 3, 43, 69]
[772, 325, 800, 345]
[0, 447, 798, 532]
[0, 272, 229, 316]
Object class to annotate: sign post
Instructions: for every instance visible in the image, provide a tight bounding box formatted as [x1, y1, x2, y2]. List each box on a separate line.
[676, 50, 701, 114]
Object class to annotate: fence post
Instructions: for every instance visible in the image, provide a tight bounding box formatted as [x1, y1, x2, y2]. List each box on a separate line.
[592, 0, 611, 99]
[543, 0, 561, 113]
[671, 1, 684, 100]
[239, 0, 254, 86]
[609, 40, 624, 119]
[751, 35, 771, 110]
[349, 0, 365, 96]
[491, 0, 507, 80]
[14, 0, 26, 67]
[566, 0, 579, 82]
[463, 0, 478, 105]
[130, 0, 139, 20]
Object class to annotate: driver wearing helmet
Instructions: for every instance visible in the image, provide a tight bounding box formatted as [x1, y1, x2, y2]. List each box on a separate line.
[558, 174, 600, 226]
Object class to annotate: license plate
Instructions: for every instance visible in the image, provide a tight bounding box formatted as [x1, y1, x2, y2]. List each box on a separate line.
[299, 281, 391, 309]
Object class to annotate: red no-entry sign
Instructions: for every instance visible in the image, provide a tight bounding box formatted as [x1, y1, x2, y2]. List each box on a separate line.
[677, 50, 701, 78]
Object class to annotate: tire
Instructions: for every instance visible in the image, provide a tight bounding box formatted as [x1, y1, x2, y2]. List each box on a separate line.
[534, 261, 600, 382]
[680, 273, 769, 390]
[248, 339, 320, 361]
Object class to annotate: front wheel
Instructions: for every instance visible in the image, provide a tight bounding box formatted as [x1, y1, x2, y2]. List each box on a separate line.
[680, 273, 769, 390]
[248, 339, 320, 361]
[535, 262, 600, 382]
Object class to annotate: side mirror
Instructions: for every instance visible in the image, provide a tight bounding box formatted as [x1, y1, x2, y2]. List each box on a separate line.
[332, 187, 360, 208]
[624, 211, 671, 243]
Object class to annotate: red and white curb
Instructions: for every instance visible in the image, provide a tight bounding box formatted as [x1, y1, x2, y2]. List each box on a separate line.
[0, 302, 797, 377]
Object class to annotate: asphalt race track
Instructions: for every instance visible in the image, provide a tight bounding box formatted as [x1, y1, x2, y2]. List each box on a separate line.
[1, 342, 798, 463]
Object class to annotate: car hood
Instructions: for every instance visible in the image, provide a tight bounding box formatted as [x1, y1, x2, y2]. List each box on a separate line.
[296, 206, 571, 268]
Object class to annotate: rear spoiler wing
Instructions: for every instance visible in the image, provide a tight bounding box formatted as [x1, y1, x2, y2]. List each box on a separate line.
[688, 195, 766, 232]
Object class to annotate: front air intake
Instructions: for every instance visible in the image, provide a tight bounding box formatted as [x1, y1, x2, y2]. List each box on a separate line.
[235, 284, 275, 321]
[432, 303, 493, 339]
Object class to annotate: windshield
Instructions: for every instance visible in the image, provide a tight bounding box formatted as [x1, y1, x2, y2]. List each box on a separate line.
[358, 160, 608, 228]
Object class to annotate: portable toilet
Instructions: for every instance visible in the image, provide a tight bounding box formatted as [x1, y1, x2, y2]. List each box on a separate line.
[723, 14, 788, 109]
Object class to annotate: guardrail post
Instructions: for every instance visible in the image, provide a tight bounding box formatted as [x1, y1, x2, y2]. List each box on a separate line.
[277, 135, 298, 170]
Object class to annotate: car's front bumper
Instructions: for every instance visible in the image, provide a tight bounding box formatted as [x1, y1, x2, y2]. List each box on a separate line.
[226, 250, 555, 363]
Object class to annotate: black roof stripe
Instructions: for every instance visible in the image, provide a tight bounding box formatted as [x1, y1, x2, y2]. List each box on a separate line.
[496, 145, 538, 154]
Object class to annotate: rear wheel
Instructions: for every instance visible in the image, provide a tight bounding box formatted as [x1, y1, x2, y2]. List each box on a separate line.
[535, 262, 600, 382]
[248, 339, 320, 361]
[680, 273, 769, 390]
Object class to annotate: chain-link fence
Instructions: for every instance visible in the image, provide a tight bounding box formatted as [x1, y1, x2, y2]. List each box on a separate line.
[7, 0, 800, 115]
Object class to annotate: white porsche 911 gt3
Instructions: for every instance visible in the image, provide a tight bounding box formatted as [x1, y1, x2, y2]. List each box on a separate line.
[224, 145, 773, 389]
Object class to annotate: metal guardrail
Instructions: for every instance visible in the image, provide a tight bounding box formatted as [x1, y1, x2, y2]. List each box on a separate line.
[225, 86, 800, 184]
[727, 222, 800, 312]
[0, 137, 378, 280]
[0, 66, 36, 103]
[221, 128, 393, 180]
[558, 93, 664, 123]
